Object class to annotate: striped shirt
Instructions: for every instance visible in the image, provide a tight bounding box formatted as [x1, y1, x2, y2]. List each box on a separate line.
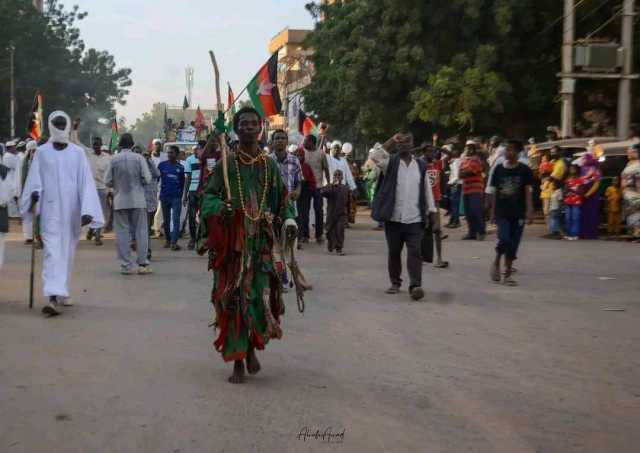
[460, 155, 484, 195]
[270, 152, 301, 193]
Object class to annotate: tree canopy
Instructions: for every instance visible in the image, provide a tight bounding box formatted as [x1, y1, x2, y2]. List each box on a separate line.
[0, 0, 131, 140]
[303, 0, 635, 142]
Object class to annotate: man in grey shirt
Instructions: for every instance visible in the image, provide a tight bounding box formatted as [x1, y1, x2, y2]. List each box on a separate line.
[105, 134, 153, 275]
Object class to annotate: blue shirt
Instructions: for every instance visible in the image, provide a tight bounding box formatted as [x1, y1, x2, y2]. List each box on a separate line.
[184, 154, 201, 192]
[158, 160, 185, 200]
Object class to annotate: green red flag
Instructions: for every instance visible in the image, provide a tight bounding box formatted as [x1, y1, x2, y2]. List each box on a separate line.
[109, 119, 118, 152]
[226, 82, 236, 131]
[247, 53, 281, 118]
[28, 92, 43, 140]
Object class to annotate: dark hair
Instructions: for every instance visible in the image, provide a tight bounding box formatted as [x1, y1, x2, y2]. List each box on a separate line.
[169, 145, 180, 154]
[119, 133, 134, 149]
[271, 129, 287, 140]
[233, 107, 262, 133]
[198, 140, 207, 148]
[506, 139, 524, 153]
[304, 134, 317, 147]
[92, 136, 103, 145]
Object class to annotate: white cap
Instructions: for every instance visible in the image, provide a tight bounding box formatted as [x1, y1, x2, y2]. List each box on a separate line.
[152, 138, 162, 145]
[465, 139, 476, 146]
[331, 140, 342, 149]
[5, 140, 17, 147]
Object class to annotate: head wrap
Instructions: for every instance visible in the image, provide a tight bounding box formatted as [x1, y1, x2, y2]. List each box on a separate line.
[48, 111, 71, 144]
[330, 140, 342, 150]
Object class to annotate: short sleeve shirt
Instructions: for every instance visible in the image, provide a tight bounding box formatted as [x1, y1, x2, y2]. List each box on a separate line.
[184, 154, 201, 192]
[489, 162, 534, 219]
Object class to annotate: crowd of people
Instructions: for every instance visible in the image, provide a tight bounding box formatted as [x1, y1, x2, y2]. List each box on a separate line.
[1, 106, 639, 384]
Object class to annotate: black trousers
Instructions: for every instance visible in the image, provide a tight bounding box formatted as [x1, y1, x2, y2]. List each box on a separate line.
[384, 221, 424, 289]
[297, 186, 312, 240]
[300, 188, 324, 240]
[187, 192, 200, 241]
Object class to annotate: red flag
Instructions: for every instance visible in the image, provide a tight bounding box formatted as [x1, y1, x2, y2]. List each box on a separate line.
[299, 110, 317, 137]
[195, 105, 205, 129]
[28, 92, 43, 140]
[247, 53, 282, 118]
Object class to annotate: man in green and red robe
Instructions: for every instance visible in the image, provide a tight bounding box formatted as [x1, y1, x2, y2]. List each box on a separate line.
[198, 107, 297, 384]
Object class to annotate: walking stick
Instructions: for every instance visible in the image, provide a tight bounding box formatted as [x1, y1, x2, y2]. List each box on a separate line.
[28, 203, 37, 309]
[209, 50, 232, 207]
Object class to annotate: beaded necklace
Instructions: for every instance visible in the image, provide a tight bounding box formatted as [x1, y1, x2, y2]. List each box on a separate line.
[234, 151, 269, 222]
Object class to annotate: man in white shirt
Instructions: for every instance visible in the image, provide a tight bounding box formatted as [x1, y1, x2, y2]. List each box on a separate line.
[446, 148, 462, 228]
[85, 137, 112, 245]
[327, 141, 357, 190]
[371, 131, 437, 301]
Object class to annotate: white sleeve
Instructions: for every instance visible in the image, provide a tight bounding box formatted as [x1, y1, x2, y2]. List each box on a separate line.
[425, 173, 437, 213]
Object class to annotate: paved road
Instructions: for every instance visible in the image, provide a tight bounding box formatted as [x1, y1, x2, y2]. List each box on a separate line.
[1, 214, 639, 453]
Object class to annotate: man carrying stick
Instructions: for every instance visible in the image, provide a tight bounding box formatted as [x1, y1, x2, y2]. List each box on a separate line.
[198, 107, 298, 383]
[20, 111, 104, 316]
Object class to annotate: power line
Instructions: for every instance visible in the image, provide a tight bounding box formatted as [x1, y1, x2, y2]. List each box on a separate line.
[585, 7, 624, 39]
[579, 0, 612, 23]
[536, 0, 589, 37]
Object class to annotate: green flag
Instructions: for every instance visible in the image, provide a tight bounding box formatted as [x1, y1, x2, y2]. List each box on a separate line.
[109, 119, 118, 152]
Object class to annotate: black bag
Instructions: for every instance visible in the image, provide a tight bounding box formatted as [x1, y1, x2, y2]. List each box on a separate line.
[421, 224, 433, 263]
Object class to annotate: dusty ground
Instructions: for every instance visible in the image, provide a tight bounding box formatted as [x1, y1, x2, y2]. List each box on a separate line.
[1, 213, 639, 453]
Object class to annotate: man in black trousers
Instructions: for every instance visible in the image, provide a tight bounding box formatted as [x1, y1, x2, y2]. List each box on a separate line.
[372, 131, 437, 301]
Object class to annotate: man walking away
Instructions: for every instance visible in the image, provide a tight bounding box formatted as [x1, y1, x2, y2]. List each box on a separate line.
[459, 141, 486, 240]
[183, 144, 203, 250]
[142, 147, 160, 259]
[158, 146, 185, 250]
[105, 134, 153, 275]
[446, 148, 462, 228]
[85, 137, 111, 245]
[489, 140, 534, 286]
[303, 134, 330, 243]
[372, 131, 437, 301]
[20, 111, 104, 316]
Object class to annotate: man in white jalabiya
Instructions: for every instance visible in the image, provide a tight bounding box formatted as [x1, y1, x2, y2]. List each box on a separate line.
[327, 141, 357, 191]
[20, 111, 104, 317]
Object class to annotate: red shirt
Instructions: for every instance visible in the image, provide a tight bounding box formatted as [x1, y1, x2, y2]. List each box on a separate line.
[301, 162, 317, 191]
[460, 156, 484, 195]
[564, 177, 585, 206]
[426, 160, 443, 202]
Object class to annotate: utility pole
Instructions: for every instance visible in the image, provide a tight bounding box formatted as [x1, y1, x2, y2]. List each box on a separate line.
[9, 44, 16, 138]
[617, 0, 635, 139]
[560, 0, 576, 139]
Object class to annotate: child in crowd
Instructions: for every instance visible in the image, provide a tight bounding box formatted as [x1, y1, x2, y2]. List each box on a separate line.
[540, 175, 553, 234]
[548, 180, 564, 239]
[605, 176, 622, 236]
[322, 169, 350, 255]
[564, 164, 584, 241]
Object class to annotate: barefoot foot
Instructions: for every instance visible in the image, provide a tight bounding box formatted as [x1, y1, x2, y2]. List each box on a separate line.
[246, 348, 261, 375]
[228, 360, 246, 384]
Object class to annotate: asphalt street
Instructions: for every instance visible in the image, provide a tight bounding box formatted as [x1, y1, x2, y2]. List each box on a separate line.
[1, 213, 639, 453]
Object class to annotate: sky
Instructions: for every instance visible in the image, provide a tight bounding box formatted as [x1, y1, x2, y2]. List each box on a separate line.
[73, 0, 315, 124]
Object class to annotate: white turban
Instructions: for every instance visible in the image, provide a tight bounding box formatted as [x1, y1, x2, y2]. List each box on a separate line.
[330, 140, 342, 150]
[48, 111, 71, 144]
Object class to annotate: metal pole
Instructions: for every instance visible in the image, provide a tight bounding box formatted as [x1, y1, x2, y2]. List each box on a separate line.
[617, 0, 635, 139]
[9, 44, 16, 138]
[560, 0, 576, 139]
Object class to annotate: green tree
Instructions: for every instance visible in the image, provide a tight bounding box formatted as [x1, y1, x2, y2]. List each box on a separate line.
[304, 0, 631, 140]
[0, 0, 131, 138]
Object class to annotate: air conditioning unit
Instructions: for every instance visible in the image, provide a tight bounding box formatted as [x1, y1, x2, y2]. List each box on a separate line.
[574, 43, 622, 71]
